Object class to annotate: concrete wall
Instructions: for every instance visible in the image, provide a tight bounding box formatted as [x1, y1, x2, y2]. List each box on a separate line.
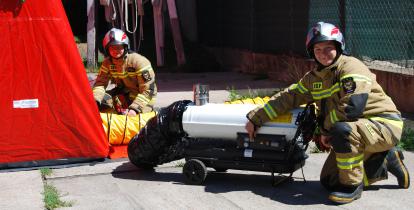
[372, 70, 414, 113]
[210, 47, 414, 113]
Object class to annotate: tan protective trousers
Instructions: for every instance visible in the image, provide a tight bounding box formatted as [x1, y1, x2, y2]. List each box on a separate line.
[320, 118, 402, 188]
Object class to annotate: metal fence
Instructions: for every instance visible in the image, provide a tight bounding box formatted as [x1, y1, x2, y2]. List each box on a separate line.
[309, 0, 414, 74]
[197, 0, 414, 75]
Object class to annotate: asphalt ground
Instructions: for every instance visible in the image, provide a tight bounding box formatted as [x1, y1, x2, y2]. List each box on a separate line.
[1, 71, 413, 209]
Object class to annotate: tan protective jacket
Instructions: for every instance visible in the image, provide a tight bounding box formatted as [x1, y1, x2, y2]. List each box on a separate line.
[93, 53, 157, 112]
[247, 55, 400, 134]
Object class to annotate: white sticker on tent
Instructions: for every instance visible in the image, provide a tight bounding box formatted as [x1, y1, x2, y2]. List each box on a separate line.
[13, 99, 39, 109]
[244, 149, 253, 158]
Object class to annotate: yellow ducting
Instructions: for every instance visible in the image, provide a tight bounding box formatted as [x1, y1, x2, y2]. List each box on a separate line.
[225, 96, 270, 105]
[101, 112, 157, 145]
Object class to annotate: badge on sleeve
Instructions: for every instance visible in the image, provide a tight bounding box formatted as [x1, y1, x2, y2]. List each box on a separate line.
[341, 77, 356, 94]
[141, 70, 152, 82]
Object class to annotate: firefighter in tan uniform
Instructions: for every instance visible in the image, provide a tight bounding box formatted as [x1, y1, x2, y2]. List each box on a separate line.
[245, 22, 410, 204]
[93, 28, 157, 116]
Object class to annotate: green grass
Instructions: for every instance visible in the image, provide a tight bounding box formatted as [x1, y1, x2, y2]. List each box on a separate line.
[40, 168, 52, 177]
[43, 184, 73, 210]
[40, 168, 73, 209]
[398, 127, 414, 151]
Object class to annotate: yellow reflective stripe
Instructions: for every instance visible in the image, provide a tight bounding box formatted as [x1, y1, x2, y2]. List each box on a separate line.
[110, 74, 128, 79]
[341, 74, 372, 84]
[336, 154, 364, 170]
[330, 110, 339, 124]
[99, 66, 109, 73]
[137, 65, 152, 73]
[337, 159, 363, 170]
[288, 84, 298, 91]
[336, 154, 364, 163]
[263, 103, 277, 120]
[369, 117, 404, 129]
[363, 168, 369, 186]
[127, 72, 139, 76]
[297, 82, 309, 94]
[136, 95, 150, 103]
[311, 83, 341, 100]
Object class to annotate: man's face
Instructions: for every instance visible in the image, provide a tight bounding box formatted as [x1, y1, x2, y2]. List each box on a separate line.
[313, 41, 337, 66]
[108, 45, 125, 59]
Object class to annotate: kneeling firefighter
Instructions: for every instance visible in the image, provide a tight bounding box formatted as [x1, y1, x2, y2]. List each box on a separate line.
[93, 28, 157, 116]
[245, 22, 410, 204]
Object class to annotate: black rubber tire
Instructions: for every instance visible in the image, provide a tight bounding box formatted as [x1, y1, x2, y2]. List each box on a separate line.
[183, 159, 207, 185]
[127, 117, 169, 169]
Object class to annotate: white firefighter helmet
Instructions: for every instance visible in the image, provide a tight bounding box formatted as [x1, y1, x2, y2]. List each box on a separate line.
[306, 22, 345, 58]
[102, 28, 130, 55]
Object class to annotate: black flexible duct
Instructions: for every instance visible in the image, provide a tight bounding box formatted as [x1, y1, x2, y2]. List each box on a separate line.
[128, 100, 193, 168]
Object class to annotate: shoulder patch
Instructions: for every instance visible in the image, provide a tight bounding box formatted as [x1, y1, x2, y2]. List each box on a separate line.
[341, 77, 356, 94]
[312, 82, 323, 90]
[141, 70, 152, 82]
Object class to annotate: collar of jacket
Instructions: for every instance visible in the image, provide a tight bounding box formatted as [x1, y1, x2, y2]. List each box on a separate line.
[313, 55, 344, 79]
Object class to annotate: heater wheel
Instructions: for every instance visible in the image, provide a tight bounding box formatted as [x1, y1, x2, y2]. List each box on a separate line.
[183, 159, 207, 185]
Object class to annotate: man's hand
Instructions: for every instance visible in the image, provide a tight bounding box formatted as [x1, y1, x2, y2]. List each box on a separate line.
[312, 135, 332, 152]
[320, 135, 332, 148]
[245, 121, 257, 141]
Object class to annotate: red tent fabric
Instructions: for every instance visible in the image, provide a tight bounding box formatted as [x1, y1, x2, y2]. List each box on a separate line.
[0, 0, 108, 167]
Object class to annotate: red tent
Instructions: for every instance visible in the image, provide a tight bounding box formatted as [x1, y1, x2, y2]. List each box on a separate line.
[0, 0, 108, 168]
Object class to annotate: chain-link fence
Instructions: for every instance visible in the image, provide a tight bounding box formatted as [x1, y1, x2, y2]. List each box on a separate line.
[198, 0, 414, 75]
[310, 0, 414, 74]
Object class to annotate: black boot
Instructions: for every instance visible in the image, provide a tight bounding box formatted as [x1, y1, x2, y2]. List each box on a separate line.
[386, 147, 410, 189]
[329, 183, 363, 204]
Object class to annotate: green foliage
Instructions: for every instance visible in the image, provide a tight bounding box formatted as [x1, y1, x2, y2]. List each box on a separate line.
[43, 184, 73, 210]
[227, 86, 243, 101]
[74, 36, 81, 44]
[40, 168, 52, 178]
[83, 59, 103, 73]
[398, 127, 414, 151]
[227, 86, 279, 102]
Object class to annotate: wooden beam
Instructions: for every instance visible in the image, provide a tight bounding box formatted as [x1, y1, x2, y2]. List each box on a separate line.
[152, 0, 165, 66]
[166, 0, 186, 65]
[87, 0, 96, 71]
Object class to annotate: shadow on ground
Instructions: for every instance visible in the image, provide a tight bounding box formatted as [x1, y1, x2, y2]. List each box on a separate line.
[112, 162, 334, 206]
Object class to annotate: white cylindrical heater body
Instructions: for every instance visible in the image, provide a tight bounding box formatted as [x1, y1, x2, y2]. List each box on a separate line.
[182, 103, 301, 141]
